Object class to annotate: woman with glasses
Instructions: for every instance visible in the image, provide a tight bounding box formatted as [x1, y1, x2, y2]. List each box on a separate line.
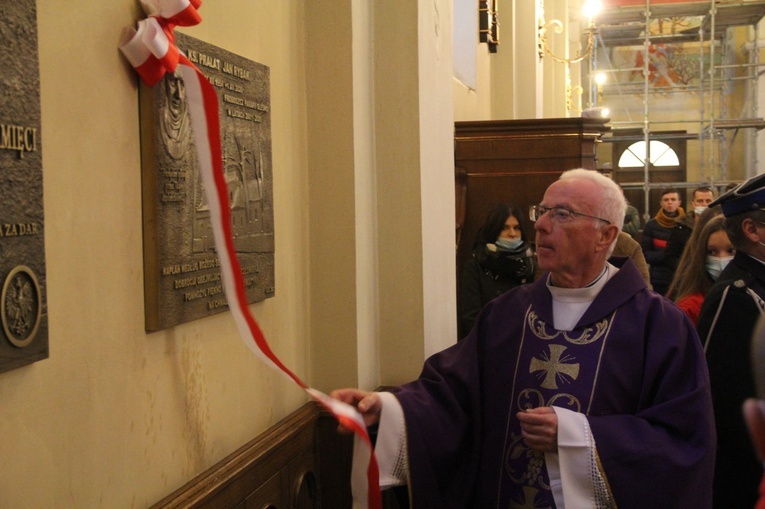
[458, 203, 536, 339]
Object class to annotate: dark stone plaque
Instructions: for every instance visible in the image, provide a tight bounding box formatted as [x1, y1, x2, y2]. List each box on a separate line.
[140, 33, 275, 331]
[0, 0, 49, 372]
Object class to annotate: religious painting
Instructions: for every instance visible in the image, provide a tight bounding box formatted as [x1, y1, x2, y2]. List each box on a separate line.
[139, 33, 274, 331]
[608, 42, 713, 90]
[602, 15, 721, 92]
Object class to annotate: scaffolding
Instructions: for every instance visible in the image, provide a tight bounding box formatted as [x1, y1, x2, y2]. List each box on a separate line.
[586, 0, 765, 217]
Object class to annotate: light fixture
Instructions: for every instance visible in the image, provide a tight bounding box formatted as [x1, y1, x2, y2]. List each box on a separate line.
[594, 71, 607, 106]
[538, 0, 601, 64]
[582, 0, 603, 20]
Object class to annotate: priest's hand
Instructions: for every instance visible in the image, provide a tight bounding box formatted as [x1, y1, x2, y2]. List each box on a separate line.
[517, 406, 558, 453]
[329, 388, 383, 432]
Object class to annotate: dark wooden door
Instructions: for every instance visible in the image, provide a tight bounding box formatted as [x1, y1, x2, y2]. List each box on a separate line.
[454, 118, 610, 338]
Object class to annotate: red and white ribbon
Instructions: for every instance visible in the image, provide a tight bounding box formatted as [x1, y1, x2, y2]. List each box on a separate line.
[120, 3, 381, 508]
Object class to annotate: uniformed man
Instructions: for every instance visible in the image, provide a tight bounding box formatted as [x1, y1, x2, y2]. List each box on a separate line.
[744, 316, 765, 509]
[698, 172, 765, 509]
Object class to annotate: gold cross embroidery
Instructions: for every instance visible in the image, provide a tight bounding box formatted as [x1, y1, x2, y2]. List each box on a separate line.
[529, 344, 580, 390]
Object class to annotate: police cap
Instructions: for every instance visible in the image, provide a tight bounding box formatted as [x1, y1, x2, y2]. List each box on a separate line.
[710, 173, 765, 217]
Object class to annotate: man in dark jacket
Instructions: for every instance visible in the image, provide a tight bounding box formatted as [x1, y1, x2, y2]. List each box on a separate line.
[744, 316, 765, 509]
[664, 186, 716, 271]
[698, 173, 765, 509]
[640, 188, 684, 295]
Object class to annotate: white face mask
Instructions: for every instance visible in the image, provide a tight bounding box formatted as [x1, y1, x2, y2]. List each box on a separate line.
[495, 237, 523, 251]
[694, 206, 707, 215]
[705, 255, 734, 281]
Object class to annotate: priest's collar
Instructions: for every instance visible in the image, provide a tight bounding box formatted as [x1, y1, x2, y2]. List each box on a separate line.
[546, 264, 616, 299]
[546, 263, 620, 331]
[547, 263, 610, 290]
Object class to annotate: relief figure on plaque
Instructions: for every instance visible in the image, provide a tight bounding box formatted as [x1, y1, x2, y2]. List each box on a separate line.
[160, 69, 192, 160]
[192, 133, 269, 253]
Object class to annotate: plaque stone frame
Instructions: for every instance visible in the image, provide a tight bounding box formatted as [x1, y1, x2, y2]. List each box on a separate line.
[139, 33, 275, 331]
[0, 0, 49, 373]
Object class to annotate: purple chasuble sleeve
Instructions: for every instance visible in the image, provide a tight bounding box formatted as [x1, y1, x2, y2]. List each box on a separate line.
[392, 258, 715, 509]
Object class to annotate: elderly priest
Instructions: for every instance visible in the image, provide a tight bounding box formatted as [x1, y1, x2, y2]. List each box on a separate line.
[333, 169, 715, 509]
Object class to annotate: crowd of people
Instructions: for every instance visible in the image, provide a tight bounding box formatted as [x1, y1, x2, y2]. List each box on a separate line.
[329, 170, 765, 508]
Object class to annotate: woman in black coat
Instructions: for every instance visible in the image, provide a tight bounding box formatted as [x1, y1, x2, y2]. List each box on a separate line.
[458, 203, 535, 339]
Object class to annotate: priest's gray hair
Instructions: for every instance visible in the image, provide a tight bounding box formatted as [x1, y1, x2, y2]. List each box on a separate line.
[559, 169, 626, 258]
[558, 169, 626, 231]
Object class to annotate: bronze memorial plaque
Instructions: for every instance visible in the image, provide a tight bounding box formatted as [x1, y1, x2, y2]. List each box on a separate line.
[140, 33, 274, 331]
[0, 0, 49, 372]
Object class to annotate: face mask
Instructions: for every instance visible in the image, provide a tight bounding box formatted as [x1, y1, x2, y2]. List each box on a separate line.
[706, 255, 733, 281]
[495, 237, 523, 251]
[694, 206, 707, 215]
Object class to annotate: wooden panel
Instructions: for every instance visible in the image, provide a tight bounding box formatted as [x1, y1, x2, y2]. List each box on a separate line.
[150, 404, 325, 509]
[454, 118, 610, 333]
[150, 401, 403, 509]
[456, 137, 595, 162]
[242, 472, 282, 509]
[315, 411, 354, 509]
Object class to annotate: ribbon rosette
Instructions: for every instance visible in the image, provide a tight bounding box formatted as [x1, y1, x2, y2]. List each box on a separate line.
[119, 3, 381, 508]
[119, 0, 201, 86]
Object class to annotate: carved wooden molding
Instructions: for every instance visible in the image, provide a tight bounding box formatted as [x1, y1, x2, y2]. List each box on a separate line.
[151, 403, 324, 509]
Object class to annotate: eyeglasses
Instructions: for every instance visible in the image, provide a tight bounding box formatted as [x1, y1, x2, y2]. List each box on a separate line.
[529, 205, 611, 225]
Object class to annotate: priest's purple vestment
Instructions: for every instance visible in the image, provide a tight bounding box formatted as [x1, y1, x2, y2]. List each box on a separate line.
[391, 258, 715, 508]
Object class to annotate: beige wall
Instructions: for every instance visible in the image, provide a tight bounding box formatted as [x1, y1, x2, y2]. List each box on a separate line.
[0, 2, 311, 507]
[453, 0, 564, 122]
[6, 1, 757, 506]
[0, 0, 456, 506]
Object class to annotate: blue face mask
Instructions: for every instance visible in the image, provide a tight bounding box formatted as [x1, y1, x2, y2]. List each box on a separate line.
[706, 255, 733, 281]
[495, 237, 523, 251]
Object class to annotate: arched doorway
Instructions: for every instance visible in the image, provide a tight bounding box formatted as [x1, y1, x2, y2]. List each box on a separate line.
[612, 130, 687, 224]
